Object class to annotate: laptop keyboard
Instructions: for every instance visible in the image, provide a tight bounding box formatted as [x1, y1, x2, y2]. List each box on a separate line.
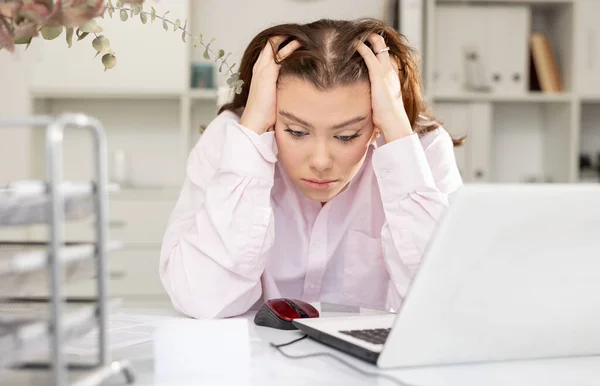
[339, 328, 391, 345]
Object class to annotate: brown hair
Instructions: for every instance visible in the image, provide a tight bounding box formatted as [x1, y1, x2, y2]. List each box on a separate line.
[219, 18, 464, 146]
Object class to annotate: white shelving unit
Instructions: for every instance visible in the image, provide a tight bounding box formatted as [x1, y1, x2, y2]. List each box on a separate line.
[422, 0, 600, 184]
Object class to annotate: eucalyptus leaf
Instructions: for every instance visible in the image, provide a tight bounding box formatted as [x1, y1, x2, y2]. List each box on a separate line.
[132, 5, 142, 16]
[92, 35, 110, 53]
[66, 27, 74, 48]
[162, 11, 169, 31]
[151, 7, 156, 22]
[181, 20, 187, 41]
[120, 9, 128, 21]
[202, 47, 210, 60]
[108, 6, 114, 18]
[116, 0, 123, 7]
[173, 19, 180, 31]
[40, 26, 63, 40]
[216, 49, 225, 59]
[13, 36, 33, 45]
[192, 35, 202, 47]
[79, 19, 103, 33]
[140, 12, 147, 24]
[102, 53, 116, 71]
[76, 30, 90, 41]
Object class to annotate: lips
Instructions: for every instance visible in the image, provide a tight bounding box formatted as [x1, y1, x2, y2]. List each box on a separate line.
[302, 178, 338, 190]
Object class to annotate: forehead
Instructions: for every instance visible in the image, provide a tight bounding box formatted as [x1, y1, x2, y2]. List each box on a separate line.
[276, 76, 371, 125]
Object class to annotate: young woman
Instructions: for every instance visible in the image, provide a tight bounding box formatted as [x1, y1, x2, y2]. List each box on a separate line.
[160, 18, 463, 319]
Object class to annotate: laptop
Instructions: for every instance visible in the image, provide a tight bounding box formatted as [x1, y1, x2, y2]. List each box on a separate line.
[293, 184, 600, 369]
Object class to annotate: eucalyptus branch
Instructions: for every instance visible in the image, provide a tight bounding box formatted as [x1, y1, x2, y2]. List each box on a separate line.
[0, 0, 243, 93]
[106, 2, 243, 92]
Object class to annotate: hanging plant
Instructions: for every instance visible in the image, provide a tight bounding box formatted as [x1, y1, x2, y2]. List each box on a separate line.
[0, 0, 243, 93]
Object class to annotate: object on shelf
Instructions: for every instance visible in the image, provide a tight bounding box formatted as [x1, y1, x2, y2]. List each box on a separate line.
[579, 153, 600, 183]
[0, 181, 119, 227]
[463, 46, 491, 93]
[190, 62, 215, 89]
[112, 149, 129, 187]
[530, 32, 563, 93]
[0, 241, 123, 298]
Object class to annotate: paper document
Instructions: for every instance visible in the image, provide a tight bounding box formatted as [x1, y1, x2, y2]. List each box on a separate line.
[65, 312, 176, 356]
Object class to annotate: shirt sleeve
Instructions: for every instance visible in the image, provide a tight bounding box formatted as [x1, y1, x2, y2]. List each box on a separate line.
[159, 111, 277, 319]
[371, 128, 463, 312]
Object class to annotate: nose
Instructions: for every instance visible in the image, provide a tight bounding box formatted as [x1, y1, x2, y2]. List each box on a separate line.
[309, 140, 333, 172]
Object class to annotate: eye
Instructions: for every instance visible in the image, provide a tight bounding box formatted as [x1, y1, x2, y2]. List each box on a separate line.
[284, 128, 308, 138]
[335, 134, 361, 143]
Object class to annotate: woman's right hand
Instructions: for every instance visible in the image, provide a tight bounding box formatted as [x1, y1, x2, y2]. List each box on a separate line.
[240, 36, 301, 135]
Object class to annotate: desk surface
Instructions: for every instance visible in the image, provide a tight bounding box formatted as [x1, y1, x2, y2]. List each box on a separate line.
[3, 303, 600, 386]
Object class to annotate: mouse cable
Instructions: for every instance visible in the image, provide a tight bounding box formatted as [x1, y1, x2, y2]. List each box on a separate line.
[270, 335, 412, 386]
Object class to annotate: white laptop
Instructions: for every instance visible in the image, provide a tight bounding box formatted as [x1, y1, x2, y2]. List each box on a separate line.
[293, 184, 600, 369]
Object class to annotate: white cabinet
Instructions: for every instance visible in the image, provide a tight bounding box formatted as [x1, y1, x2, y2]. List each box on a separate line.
[65, 247, 167, 299]
[433, 4, 530, 96]
[575, 0, 600, 97]
[29, 0, 190, 93]
[433, 102, 492, 183]
[24, 193, 176, 303]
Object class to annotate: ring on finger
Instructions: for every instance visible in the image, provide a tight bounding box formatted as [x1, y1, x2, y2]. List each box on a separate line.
[375, 46, 390, 55]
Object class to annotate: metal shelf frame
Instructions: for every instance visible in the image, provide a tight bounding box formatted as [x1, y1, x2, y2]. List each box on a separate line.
[0, 114, 135, 386]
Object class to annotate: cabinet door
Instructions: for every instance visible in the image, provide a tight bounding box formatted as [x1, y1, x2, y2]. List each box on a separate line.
[432, 102, 470, 179]
[486, 6, 530, 95]
[65, 247, 168, 299]
[29, 0, 190, 93]
[27, 197, 175, 247]
[433, 102, 492, 183]
[575, 1, 600, 96]
[433, 5, 529, 96]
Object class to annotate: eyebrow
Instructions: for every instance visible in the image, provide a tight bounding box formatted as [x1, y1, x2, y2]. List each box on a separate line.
[279, 110, 368, 130]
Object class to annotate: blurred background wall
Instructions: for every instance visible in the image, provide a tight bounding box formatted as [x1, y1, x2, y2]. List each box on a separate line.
[1, 0, 599, 303]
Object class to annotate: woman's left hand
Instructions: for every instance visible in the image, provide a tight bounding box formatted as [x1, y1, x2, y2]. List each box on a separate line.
[356, 33, 413, 143]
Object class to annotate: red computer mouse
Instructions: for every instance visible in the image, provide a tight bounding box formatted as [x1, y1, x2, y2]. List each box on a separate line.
[253, 298, 319, 330]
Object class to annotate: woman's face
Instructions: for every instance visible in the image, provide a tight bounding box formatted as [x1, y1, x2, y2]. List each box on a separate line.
[275, 76, 377, 203]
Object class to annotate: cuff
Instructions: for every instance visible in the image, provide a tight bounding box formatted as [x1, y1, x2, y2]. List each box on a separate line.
[372, 133, 435, 196]
[220, 122, 278, 182]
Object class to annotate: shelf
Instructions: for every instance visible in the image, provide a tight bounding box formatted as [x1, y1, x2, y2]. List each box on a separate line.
[436, 0, 574, 4]
[0, 241, 123, 298]
[0, 181, 119, 227]
[186, 88, 219, 100]
[430, 92, 573, 103]
[31, 88, 224, 102]
[580, 95, 600, 103]
[0, 298, 120, 368]
[109, 187, 180, 201]
[30, 88, 182, 100]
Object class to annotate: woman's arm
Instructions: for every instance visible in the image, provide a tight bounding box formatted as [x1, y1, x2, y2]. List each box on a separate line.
[372, 127, 463, 311]
[159, 112, 277, 319]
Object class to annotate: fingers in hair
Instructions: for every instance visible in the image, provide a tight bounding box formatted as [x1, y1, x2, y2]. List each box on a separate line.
[355, 40, 383, 79]
[366, 33, 394, 73]
[276, 39, 301, 62]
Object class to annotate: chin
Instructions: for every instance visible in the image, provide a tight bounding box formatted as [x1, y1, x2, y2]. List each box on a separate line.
[299, 186, 342, 203]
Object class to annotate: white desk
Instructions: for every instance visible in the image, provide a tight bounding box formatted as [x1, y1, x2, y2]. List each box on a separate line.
[4, 303, 600, 386]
